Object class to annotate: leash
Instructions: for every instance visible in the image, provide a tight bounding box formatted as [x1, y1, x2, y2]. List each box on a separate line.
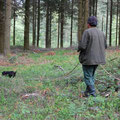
[51, 62, 80, 81]
[46, 56, 120, 82]
[100, 56, 120, 81]
[51, 63, 120, 82]
[100, 65, 120, 81]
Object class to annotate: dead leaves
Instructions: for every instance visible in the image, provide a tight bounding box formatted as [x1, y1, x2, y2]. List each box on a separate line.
[0, 49, 79, 67]
[0, 54, 34, 66]
[63, 52, 78, 56]
[0, 59, 11, 66]
[0, 54, 53, 67]
[32, 49, 43, 53]
[44, 51, 56, 56]
[17, 56, 34, 65]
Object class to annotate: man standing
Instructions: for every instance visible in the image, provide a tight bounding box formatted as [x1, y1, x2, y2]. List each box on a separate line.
[77, 16, 107, 97]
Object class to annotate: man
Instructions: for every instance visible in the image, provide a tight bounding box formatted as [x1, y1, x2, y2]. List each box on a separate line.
[77, 16, 107, 97]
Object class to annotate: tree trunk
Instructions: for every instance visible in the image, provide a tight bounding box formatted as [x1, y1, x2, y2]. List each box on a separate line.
[0, 0, 11, 55]
[57, 13, 60, 48]
[102, 16, 104, 31]
[60, 0, 65, 48]
[13, 0, 16, 46]
[95, 0, 98, 17]
[48, 8, 52, 48]
[32, 0, 36, 47]
[89, 0, 92, 16]
[37, 0, 40, 47]
[24, 0, 30, 50]
[84, 0, 89, 29]
[109, 0, 113, 47]
[4, 0, 11, 55]
[119, 10, 120, 47]
[78, 0, 89, 42]
[45, 2, 50, 48]
[70, 0, 74, 47]
[116, 0, 119, 47]
[106, 0, 109, 42]
[93, 0, 95, 16]
[0, 0, 5, 54]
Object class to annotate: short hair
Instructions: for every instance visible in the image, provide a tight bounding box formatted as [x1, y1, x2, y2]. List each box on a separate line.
[87, 16, 97, 26]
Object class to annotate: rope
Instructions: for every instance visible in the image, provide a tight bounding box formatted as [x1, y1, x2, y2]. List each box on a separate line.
[50, 63, 120, 82]
[51, 62, 80, 81]
[100, 65, 120, 81]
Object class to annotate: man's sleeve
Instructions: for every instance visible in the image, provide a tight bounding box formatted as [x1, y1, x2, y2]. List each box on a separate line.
[77, 31, 88, 52]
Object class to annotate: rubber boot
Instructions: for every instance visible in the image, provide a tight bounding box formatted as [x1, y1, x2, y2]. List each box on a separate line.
[88, 85, 96, 97]
[82, 86, 90, 97]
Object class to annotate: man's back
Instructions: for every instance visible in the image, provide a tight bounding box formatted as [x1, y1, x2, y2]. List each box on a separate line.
[78, 27, 106, 65]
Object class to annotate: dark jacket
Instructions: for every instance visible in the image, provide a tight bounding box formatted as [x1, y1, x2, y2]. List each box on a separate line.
[78, 27, 107, 65]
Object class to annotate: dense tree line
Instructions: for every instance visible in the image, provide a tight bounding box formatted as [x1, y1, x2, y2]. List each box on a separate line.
[0, 0, 120, 55]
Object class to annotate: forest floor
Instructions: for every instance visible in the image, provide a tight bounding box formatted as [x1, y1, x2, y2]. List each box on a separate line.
[0, 47, 120, 119]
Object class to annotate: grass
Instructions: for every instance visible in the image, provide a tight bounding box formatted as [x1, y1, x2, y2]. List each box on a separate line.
[0, 49, 120, 120]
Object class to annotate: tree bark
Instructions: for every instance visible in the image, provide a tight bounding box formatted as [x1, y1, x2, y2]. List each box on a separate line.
[109, 0, 113, 47]
[106, 0, 109, 42]
[119, 10, 120, 47]
[32, 0, 36, 47]
[70, 0, 74, 47]
[57, 13, 60, 48]
[49, 8, 52, 48]
[102, 16, 104, 31]
[93, 0, 95, 16]
[95, 0, 98, 17]
[37, 0, 40, 47]
[24, 0, 30, 50]
[0, 0, 11, 55]
[4, 0, 11, 55]
[45, 2, 50, 48]
[0, 0, 5, 54]
[13, 0, 16, 46]
[60, 0, 65, 48]
[116, 0, 119, 46]
[89, 0, 92, 16]
[78, 0, 89, 42]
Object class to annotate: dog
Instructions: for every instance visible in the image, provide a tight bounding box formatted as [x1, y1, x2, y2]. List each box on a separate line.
[2, 71, 17, 78]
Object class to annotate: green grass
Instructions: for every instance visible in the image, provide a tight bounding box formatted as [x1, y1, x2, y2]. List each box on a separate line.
[0, 49, 120, 120]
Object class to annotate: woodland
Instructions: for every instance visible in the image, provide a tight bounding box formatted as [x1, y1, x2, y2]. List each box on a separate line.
[0, 0, 120, 119]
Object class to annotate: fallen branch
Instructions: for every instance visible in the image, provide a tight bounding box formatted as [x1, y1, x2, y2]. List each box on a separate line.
[109, 57, 118, 62]
[21, 93, 39, 100]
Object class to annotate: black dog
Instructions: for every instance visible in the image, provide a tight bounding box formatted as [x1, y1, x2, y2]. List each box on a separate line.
[2, 71, 17, 78]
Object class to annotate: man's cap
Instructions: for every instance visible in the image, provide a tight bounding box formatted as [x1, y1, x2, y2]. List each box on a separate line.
[87, 16, 97, 26]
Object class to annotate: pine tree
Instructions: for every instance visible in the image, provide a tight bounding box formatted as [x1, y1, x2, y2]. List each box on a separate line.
[0, 0, 11, 55]
[24, 0, 30, 50]
[78, 0, 89, 42]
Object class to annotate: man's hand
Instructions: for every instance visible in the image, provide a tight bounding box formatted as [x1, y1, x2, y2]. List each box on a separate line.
[77, 49, 80, 52]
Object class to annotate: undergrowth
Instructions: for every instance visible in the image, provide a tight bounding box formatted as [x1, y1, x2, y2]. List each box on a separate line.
[0, 49, 120, 120]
